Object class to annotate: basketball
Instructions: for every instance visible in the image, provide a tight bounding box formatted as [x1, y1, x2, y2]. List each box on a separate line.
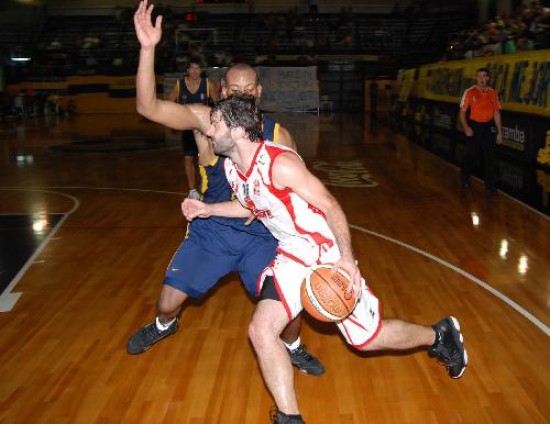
[300, 264, 358, 322]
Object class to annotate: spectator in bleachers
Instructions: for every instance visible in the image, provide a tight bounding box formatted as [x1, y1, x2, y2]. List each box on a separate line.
[444, 0, 550, 60]
[517, 34, 535, 50]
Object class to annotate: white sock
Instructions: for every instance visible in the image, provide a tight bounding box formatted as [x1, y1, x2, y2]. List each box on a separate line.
[155, 316, 176, 331]
[284, 337, 301, 351]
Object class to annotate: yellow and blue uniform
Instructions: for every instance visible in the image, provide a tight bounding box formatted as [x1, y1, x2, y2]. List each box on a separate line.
[176, 77, 210, 105]
[260, 115, 280, 143]
[163, 118, 279, 297]
[176, 77, 210, 156]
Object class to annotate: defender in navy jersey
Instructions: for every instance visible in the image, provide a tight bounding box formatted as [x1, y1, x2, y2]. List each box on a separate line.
[129, 0, 321, 377]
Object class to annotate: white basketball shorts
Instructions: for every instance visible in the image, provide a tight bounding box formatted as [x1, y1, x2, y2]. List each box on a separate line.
[258, 246, 382, 348]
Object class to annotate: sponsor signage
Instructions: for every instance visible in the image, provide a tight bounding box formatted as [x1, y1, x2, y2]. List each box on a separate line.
[415, 50, 550, 118]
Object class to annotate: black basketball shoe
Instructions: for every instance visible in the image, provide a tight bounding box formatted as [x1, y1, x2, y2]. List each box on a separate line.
[286, 345, 325, 376]
[126, 318, 179, 355]
[428, 316, 468, 378]
[271, 408, 305, 423]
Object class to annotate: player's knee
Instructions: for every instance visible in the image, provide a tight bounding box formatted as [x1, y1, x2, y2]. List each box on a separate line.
[355, 340, 376, 352]
[247, 318, 263, 349]
[248, 318, 275, 352]
[157, 286, 187, 315]
[247, 320, 257, 345]
[354, 325, 384, 352]
[247, 320, 265, 352]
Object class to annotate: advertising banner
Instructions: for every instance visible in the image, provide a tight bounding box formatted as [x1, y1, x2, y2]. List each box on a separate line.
[535, 121, 550, 169]
[416, 50, 550, 118]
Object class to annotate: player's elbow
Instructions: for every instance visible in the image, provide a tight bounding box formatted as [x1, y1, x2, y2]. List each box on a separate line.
[136, 100, 159, 120]
[318, 195, 341, 217]
[136, 101, 151, 117]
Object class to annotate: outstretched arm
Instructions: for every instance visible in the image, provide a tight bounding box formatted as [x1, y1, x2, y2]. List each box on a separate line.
[182, 198, 253, 221]
[134, 0, 210, 132]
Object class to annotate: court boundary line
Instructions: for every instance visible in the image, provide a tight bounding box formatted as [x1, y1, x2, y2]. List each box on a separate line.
[0, 189, 80, 312]
[0, 186, 184, 312]
[350, 224, 550, 336]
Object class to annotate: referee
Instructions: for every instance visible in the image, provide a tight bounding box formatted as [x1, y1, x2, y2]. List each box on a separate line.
[459, 67, 503, 192]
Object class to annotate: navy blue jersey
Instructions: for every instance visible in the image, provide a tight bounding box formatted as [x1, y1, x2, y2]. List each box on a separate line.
[193, 156, 272, 237]
[261, 115, 280, 142]
[198, 156, 231, 204]
[176, 77, 209, 105]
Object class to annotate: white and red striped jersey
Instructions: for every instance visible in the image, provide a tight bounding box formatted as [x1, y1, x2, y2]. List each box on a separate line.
[224, 141, 337, 266]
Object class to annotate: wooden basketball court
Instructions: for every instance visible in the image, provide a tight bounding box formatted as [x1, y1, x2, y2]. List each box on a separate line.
[0, 112, 548, 423]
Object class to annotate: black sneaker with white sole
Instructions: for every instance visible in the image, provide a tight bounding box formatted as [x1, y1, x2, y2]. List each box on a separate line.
[126, 318, 179, 355]
[428, 316, 468, 378]
[286, 345, 325, 376]
[271, 408, 305, 423]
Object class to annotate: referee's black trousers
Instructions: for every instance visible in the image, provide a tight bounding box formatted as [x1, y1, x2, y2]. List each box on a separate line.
[461, 120, 497, 190]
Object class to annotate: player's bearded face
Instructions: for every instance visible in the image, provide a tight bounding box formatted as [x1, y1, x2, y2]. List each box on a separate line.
[208, 112, 236, 156]
[212, 130, 235, 156]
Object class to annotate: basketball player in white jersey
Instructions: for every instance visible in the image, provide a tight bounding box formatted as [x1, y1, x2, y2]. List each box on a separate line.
[183, 95, 468, 424]
[132, 0, 323, 378]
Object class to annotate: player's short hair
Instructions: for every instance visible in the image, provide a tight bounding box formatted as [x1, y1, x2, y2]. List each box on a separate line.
[187, 56, 202, 68]
[224, 63, 259, 85]
[476, 67, 490, 77]
[211, 94, 263, 142]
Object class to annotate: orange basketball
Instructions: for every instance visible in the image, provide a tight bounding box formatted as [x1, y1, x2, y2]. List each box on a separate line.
[300, 264, 358, 322]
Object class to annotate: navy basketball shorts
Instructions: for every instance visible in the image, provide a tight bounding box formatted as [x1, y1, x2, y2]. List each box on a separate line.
[163, 220, 278, 298]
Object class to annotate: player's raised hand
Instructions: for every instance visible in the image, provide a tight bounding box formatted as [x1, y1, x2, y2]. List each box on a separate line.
[134, 0, 163, 49]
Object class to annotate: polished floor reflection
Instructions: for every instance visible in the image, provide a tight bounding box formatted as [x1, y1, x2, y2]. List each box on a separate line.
[0, 214, 63, 293]
[0, 112, 548, 423]
[402, 120, 550, 217]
